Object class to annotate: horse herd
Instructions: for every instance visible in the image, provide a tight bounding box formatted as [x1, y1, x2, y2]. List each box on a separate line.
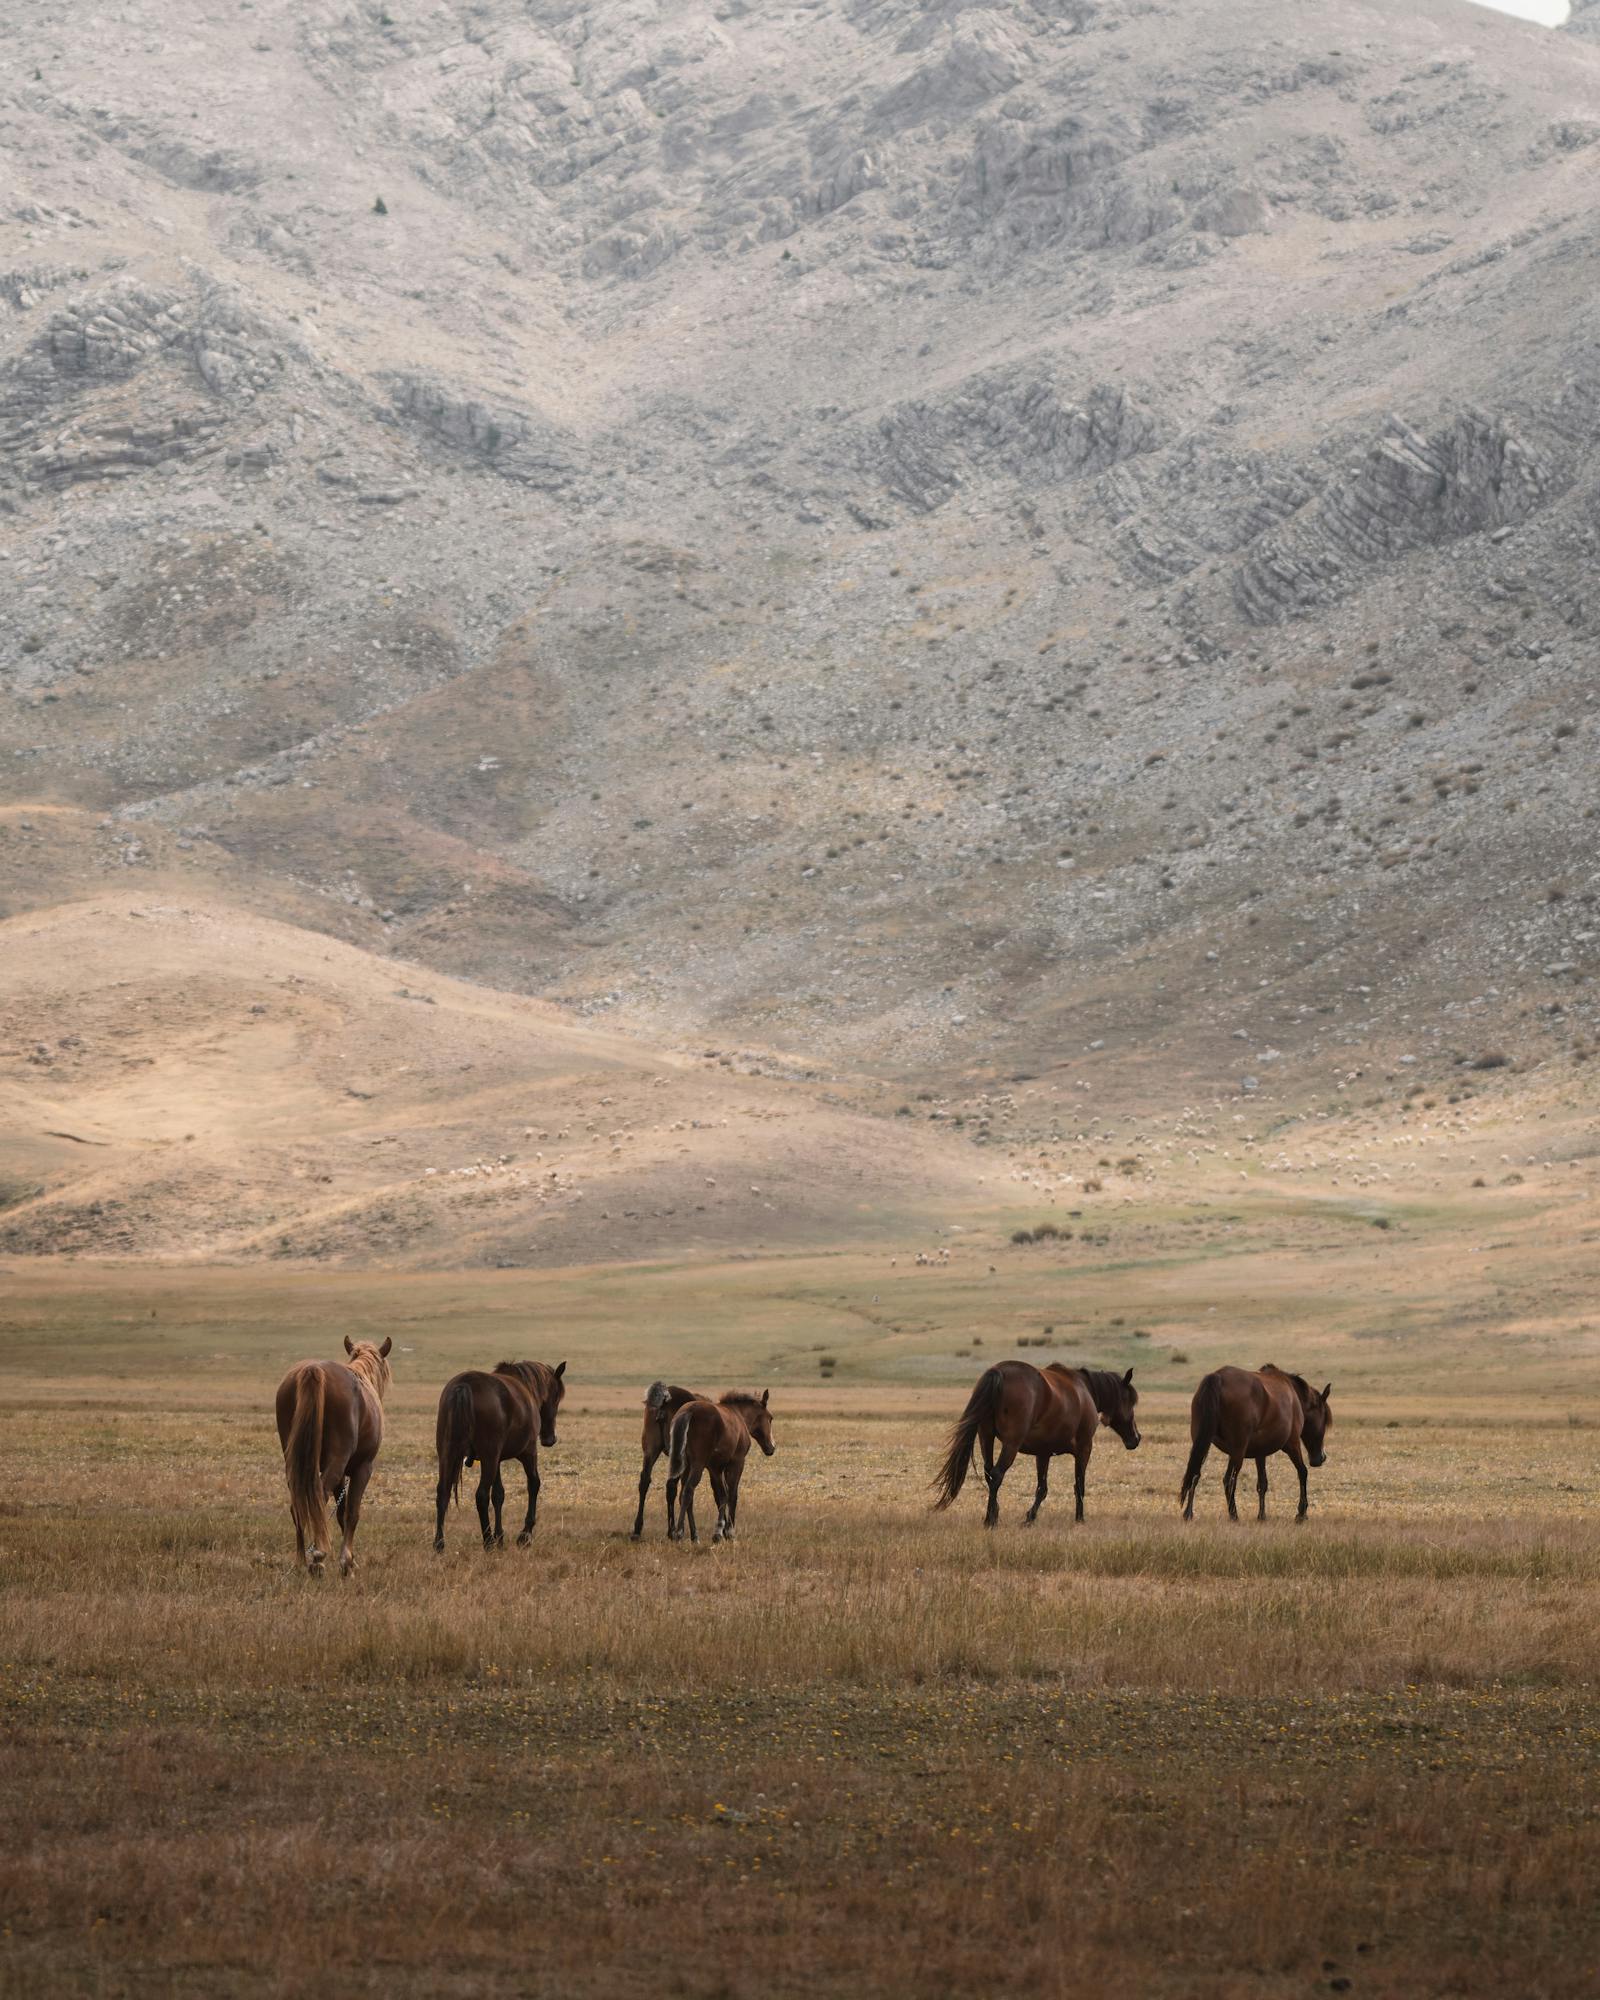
[274, 1340, 1332, 1576]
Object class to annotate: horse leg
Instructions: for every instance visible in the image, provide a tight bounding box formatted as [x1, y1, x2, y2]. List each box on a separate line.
[1073, 1442, 1091, 1525]
[334, 1478, 350, 1530]
[491, 1470, 507, 1547]
[724, 1463, 743, 1539]
[1255, 1455, 1269, 1523]
[474, 1457, 499, 1549]
[292, 1510, 307, 1569]
[633, 1445, 657, 1540]
[984, 1443, 1017, 1528]
[517, 1452, 540, 1546]
[1024, 1454, 1050, 1525]
[682, 1468, 702, 1545]
[338, 1460, 373, 1578]
[433, 1469, 451, 1554]
[1286, 1440, 1311, 1523]
[709, 1468, 729, 1544]
[1223, 1454, 1244, 1523]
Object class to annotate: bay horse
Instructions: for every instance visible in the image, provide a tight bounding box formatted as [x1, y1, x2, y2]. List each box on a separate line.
[666, 1391, 775, 1544]
[933, 1360, 1140, 1526]
[632, 1380, 701, 1539]
[433, 1358, 566, 1552]
[274, 1335, 394, 1576]
[1179, 1364, 1331, 1523]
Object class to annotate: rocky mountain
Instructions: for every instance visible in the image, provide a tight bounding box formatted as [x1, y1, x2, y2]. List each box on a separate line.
[2, 0, 1597, 1258]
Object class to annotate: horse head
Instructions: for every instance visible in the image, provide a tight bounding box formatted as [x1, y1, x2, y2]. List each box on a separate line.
[343, 1335, 393, 1396]
[1107, 1366, 1141, 1451]
[540, 1359, 567, 1447]
[1300, 1380, 1332, 1466]
[742, 1389, 776, 1457]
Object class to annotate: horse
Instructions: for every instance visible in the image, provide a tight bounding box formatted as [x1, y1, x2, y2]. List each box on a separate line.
[633, 1380, 701, 1538]
[274, 1335, 394, 1576]
[1179, 1364, 1331, 1523]
[433, 1359, 566, 1552]
[933, 1360, 1141, 1527]
[666, 1391, 775, 1545]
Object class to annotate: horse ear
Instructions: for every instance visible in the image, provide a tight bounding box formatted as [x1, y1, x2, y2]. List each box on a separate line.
[1123, 1367, 1134, 1385]
[761, 1388, 770, 1407]
[343, 1335, 354, 1356]
[1321, 1382, 1332, 1402]
[378, 1337, 392, 1358]
[555, 1360, 566, 1379]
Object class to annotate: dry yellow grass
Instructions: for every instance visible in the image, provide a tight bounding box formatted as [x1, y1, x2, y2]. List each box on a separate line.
[2, 1239, 1599, 1996]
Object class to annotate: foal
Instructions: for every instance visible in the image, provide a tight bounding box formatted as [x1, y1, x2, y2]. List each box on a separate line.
[666, 1391, 775, 1544]
[632, 1379, 701, 1538]
[434, 1359, 566, 1551]
[274, 1335, 394, 1576]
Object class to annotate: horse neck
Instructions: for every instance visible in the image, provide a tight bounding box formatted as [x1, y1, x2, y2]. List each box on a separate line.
[500, 1361, 549, 1404]
[1075, 1367, 1115, 1416]
[350, 1352, 391, 1402]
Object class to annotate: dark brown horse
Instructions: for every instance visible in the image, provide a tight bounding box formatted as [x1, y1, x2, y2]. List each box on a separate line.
[633, 1380, 701, 1538]
[934, 1360, 1140, 1526]
[666, 1391, 775, 1544]
[275, 1335, 394, 1576]
[434, 1359, 566, 1552]
[1179, 1364, 1331, 1523]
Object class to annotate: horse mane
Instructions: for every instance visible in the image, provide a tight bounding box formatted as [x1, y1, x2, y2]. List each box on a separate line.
[1260, 1363, 1313, 1403]
[497, 1359, 555, 1400]
[1075, 1366, 1137, 1410]
[347, 1343, 392, 1399]
[718, 1391, 766, 1417]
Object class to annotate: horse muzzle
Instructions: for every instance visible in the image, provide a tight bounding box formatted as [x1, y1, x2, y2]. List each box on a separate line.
[1124, 1430, 1142, 1452]
[542, 1431, 558, 1449]
[1310, 1450, 1326, 1468]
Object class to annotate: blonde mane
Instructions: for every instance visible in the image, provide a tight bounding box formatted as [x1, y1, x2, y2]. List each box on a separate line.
[347, 1342, 393, 1402]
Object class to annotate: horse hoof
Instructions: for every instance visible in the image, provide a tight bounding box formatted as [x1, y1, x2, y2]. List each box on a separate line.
[516, 1531, 532, 1547]
[432, 1539, 445, 1555]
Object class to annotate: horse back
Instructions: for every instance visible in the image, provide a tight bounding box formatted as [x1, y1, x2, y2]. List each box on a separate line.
[683, 1397, 747, 1470]
[277, 1359, 368, 1471]
[1217, 1366, 1293, 1454]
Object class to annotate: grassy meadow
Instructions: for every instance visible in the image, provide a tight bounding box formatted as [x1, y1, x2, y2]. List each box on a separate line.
[2, 1201, 1599, 1996]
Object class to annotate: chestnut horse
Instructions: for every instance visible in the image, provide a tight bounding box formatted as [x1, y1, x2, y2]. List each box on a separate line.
[1179, 1364, 1331, 1523]
[934, 1360, 1141, 1526]
[666, 1391, 775, 1544]
[433, 1359, 566, 1552]
[632, 1380, 701, 1539]
[275, 1335, 394, 1576]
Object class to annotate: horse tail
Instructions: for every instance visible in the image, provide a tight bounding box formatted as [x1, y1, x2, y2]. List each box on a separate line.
[283, 1365, 328, 1553]
[436, 1377, 476, 1506]
[1180, 1372, 1223, 1509]
[933, 1366, 1004, 1510]
[667, 1406, 693, 1485]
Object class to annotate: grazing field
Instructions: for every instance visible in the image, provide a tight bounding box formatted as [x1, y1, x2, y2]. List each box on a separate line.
[3, 1213, 1599, 1997]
